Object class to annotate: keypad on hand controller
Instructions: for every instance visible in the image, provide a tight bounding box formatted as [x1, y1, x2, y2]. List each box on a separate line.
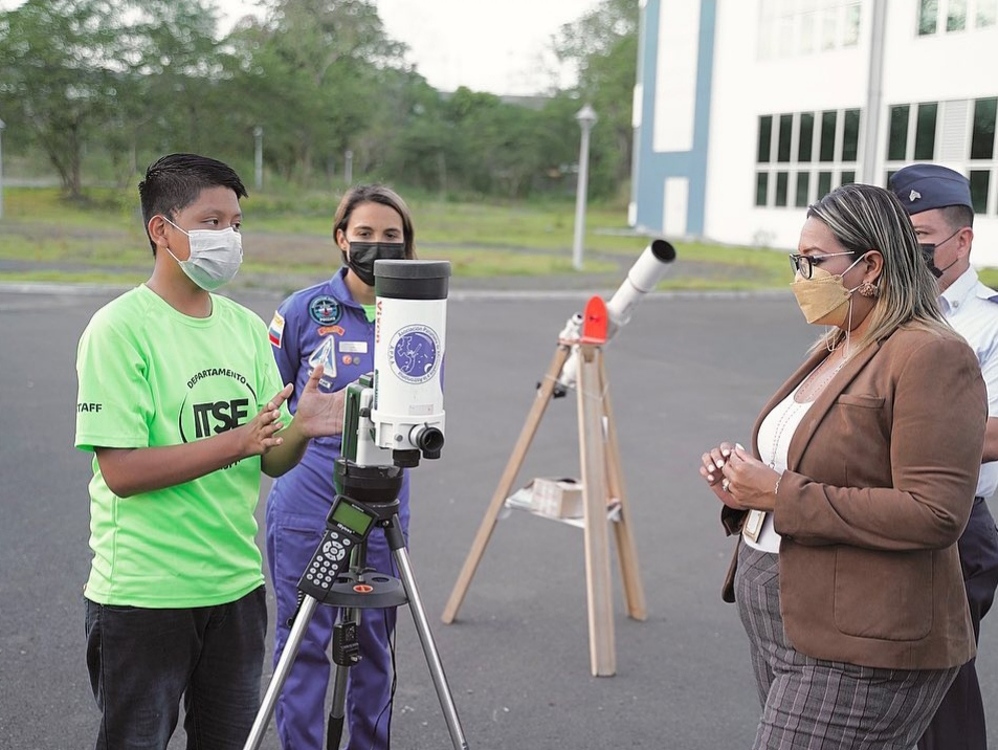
[305, 531, 353, 584]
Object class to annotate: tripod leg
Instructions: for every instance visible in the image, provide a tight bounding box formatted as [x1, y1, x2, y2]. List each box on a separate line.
[599, 354, 647, 621]
[327, 544, 368, 750]
[442, 344, 572, 623]
[327, 647, 349, 750]
[577, 345, 616, 677]
[386, 521, 469, 749]
[243, 595, 321, 750]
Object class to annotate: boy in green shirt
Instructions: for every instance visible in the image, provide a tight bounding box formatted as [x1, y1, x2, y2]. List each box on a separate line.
[75, 153, 344, 749]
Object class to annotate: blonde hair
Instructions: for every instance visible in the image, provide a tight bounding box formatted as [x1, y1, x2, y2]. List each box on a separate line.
[805, 183, 952, 352]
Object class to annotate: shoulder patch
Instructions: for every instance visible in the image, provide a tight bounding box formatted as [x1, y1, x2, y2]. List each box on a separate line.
[308, 295, 342, 326]
[268, 311, 285, 348]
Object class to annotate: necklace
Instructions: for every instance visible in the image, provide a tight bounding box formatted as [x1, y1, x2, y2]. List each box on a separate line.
[747, 395, 809, 543]
[766, 355, 845, 469]
[749, 357, 846, 544]
[767, 395, 807, 470]
[796, 355, 847, 403]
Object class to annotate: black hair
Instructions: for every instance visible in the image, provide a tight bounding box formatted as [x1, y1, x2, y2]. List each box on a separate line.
[138, 153, 248, 254]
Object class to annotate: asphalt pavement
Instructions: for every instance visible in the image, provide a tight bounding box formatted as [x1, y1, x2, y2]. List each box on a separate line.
[1, 281, 995, 749]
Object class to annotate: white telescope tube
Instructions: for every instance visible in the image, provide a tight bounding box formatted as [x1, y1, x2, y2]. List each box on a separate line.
[372, 259, 450, 467]
[556, 239, 676, 392]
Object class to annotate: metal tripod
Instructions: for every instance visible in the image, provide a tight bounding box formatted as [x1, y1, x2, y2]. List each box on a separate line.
[243, 466, 469, 750]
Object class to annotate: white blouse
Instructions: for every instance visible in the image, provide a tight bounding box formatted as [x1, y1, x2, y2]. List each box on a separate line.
[744, 382, 813, 553]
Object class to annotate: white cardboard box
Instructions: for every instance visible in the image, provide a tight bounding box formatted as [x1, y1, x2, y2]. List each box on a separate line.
[531, 477, 584, 519]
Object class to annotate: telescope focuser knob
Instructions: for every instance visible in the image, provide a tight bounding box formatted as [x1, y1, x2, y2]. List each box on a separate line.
[393, 449, 421, 468]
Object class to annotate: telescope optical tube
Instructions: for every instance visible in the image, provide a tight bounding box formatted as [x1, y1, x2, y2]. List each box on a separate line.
[372, 259, 450, 467]
[605, 239, 676, 339]
[555, 240, 676, 393]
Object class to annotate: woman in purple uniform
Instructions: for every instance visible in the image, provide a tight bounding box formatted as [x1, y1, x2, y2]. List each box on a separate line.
[265, 185, 417, 750]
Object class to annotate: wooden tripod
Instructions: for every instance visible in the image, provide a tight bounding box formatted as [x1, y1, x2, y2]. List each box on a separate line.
[441, 307, 647, 677]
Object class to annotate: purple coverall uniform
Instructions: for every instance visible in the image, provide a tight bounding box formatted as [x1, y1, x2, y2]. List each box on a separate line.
[265, 267, 410, 750]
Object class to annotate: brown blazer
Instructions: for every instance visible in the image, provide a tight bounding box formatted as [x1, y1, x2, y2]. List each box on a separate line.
[722, 325, 987, 670]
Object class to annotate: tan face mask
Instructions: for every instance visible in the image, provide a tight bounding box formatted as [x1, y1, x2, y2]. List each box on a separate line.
[790, 255, 866, 327]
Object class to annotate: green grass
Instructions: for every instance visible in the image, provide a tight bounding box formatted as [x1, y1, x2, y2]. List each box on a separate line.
[0, 269, 147, 285]
[979, 269, 998, 288]
[240, 188, 649, 253]
[6, 185, 995, 299]
[0, 186, 786, 289]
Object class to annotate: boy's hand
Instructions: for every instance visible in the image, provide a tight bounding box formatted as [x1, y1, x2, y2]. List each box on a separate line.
[241, 383, 293, 456]
[292, 365, 345, 438]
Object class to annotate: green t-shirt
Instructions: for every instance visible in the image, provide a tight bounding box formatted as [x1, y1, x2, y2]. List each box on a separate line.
[75, 285, 288, 607]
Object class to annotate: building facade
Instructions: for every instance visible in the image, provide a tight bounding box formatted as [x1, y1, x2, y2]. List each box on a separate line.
[631, 0, 998, 265]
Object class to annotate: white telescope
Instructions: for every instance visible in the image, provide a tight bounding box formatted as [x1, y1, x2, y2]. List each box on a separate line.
[371, 259, 449, 467]
[555, 239, 676, 392]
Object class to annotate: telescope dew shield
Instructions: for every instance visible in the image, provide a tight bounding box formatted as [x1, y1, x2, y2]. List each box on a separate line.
[373, 260, 450, 467]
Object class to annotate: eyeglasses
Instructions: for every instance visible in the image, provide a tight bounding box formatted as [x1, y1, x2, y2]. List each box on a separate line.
[788, 251, 855, 280]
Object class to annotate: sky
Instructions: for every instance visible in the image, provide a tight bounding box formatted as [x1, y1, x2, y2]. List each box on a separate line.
[213, 0, 595, 96]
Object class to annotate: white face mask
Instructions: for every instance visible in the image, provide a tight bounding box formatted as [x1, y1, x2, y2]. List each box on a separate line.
[162, 217, 243, 291]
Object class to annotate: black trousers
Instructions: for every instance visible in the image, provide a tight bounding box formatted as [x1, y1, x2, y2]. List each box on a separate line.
[918, 496, 998, 750]
[85, 586, 267, 750]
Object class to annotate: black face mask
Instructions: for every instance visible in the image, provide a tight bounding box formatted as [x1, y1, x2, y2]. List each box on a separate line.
[919, 243, 945, 278]
[344, 242, 405, 286]
[919, 227, 962, 280]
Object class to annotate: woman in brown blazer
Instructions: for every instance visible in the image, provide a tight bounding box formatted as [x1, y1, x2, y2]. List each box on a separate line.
[699, 183, 987, 749]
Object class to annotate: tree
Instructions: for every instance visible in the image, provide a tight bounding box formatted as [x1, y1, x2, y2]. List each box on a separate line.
[0, 0, 233, 194]
[553, 0, 639, 199]
[0, 0, 638, 202]
[232, 0, 408, 183]
[108, 0, 229, 181]
[0, 0, 134, 196]
[354, 70, 453, 190]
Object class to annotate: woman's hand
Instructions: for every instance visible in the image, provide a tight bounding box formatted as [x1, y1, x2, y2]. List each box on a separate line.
[699, 441, 741, 509]
[699, 442, 782, 511]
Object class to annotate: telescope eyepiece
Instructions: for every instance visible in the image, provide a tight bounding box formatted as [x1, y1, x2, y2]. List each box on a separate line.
[411, 424, 445, 459]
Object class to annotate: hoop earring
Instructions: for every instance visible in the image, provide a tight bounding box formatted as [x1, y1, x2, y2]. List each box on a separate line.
[858, 281, 879, 298]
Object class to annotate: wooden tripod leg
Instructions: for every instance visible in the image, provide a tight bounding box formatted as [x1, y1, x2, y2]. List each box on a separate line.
[599, 356, 647, 621]
[577, 345, 616, 677]
[441, 344, 573, 624]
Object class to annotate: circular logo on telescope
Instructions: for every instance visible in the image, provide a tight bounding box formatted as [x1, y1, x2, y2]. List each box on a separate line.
[308, 295, 341, 325]
[389, 324, 440, 384]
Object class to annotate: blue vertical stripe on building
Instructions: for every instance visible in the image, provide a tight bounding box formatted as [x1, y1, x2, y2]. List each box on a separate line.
[632, 0, 716, 238]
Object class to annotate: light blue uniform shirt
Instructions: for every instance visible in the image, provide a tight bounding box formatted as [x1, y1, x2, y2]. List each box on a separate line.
[940, 266, 998, 498]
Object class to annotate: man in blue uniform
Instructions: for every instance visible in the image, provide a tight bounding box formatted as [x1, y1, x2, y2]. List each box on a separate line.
[891, 163, 998, 750]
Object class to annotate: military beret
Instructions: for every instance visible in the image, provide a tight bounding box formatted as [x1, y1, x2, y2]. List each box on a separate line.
[888, 163, 972, 215]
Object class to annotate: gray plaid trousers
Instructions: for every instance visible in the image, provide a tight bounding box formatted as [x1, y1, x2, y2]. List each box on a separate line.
[734, 544, 958, 750]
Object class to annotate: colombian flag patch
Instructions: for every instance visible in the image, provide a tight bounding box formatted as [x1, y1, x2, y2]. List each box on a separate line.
[268, 311, 285, 348]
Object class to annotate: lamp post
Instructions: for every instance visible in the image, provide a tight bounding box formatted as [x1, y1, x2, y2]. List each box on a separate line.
[572, 104, 597, 271]
[253, 126, 263, 191]
[0, 118, 6, 221]
[344, 149, 353, 185]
